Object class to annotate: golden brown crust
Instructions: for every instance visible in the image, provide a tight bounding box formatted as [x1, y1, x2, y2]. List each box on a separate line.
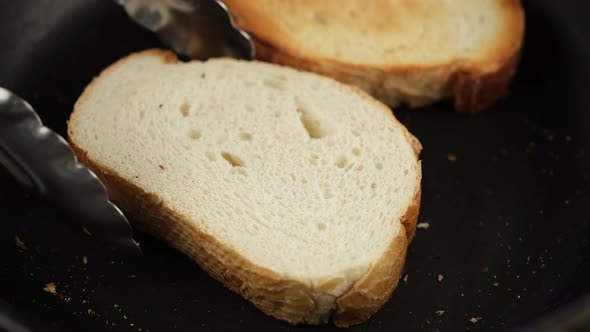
[453, 0, 525, 113]
[67, 49, 421, 326]
[224, 0, 525, 113]
[452, 46, 522, 113]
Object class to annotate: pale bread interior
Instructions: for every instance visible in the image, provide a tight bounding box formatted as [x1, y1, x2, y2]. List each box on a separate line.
[70, 52, 420, 291]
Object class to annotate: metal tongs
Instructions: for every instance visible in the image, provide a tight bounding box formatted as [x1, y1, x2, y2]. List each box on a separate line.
[0, 0, 254, 256]
[118, 0, 254, 60]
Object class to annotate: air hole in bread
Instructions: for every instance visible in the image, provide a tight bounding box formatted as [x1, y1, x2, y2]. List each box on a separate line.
[316, 222, 327, 230]
[205, 151, 216, 161]
[295, 97, 329, 139]
[376, 162, 383, 170]
[290, 174, 296, 181]
[180, 101, 190, 117]
[335, 155, 348, 168]
[239, 132, 252, 141]
[221, 152, 245, 167]
[312, 12, 327, 25]
[139, 111, 145, 120]
[352, 129, 360, 137]
[404, 168, 409, 176]
[323, 188, 333, 199]
[245, 105, 254, 112]
[355, 165, 364, 171]
[352, 147, 361, 156]
[263, 76, 287, 91]
[384, 47, 398, 55]
[189, 129, 201, 140]
[371, 182, 377, 189]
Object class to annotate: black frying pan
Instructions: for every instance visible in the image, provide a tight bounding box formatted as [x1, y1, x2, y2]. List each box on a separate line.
[2, 0, 590, 331]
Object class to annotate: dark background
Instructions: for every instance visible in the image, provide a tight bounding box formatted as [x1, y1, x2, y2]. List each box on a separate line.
[1, 0, 590, 331]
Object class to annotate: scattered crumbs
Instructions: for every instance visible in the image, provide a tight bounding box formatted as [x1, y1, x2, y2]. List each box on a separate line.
[123, 315, 128, 320]
[526, 256, 531, 264]
[82, 257, 88, 264]
[130, 323, 134, 327]
[460, 293, 464, 297]
[130, 274, 136, 278]
[493, 281, 500, 287]
[82, 226, 92, 236]
[82, 300, 86, 304]
[539, 209, 544, 215]
[469, 317, 482, 323]
[201, 73, 206, 79]
[425, 320, 431, 325]
[158, 104, 163, 108]
[43, 282, 57, 295]
[158, 165, 166, 170]
[437, 274, 444, 282]
[403, 274, 409, 283]
[564, 200, 570, 205]
[517, 295, 521, 299]
[113, 304, 120, 308]
[482, 266, 489, 273]
[16, 236, 28, 251]
[417, 222, 430, 229]
[447, 153, 457, 162]
[435, 310, 445, 316]
[87, 309, 94, 315]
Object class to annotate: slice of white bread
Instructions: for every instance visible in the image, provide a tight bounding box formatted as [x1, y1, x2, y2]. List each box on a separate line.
[67, 49, 422, 326]
[222, 0, 525, 113]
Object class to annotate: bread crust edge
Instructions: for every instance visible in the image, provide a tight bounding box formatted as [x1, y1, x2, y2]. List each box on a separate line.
[67, 49, 422, 326]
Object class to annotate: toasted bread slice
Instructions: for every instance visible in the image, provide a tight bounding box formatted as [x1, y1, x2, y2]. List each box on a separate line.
[68, 50, 422, 326]
[222, 0, 525, 113]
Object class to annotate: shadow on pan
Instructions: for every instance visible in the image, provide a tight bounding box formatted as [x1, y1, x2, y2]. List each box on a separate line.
[1, 0, 589, 331]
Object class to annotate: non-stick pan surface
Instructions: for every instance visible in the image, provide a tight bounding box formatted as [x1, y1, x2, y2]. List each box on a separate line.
[2, 1, 590, 331]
